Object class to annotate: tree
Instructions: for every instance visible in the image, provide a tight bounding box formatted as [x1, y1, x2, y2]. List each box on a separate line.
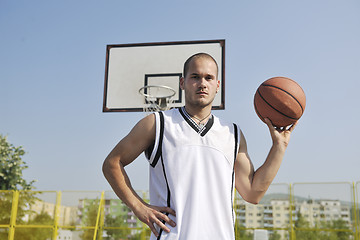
[294, 212, 319, 240]
[295, 212, 352, 240]
[269, 230, 282, 240]
[0, 135, 37, 239]
[130, 227, 150, 240]
[234, 223, 253, 240]
[318, 219, 351, 240]
[331, 219, 351, 240]
[80, 199, 101, 240]
[104, 213, 132, 239]
[14, 211, 53, 240]
[0, 134, 35, 190]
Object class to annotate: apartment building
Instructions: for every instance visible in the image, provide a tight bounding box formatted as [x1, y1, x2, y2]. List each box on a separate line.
[235, 198, 351, 230]
[29, 199, 77, 226]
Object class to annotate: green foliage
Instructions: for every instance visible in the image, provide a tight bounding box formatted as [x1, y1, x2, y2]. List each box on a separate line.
[0, 191, 12, 225]
[80, 199, 100, 240]
[104, 213, 132, 239]
[128, 227, 150, 240]
[295, 212, 318, 239]
[0, 135, 39, 239]
[295, 212, 352, 240]
[269, 230, 282, 240]
[318, 218, 351, 240]
[0, 134, 35, 190]
[14, 211, 54, 240]
[0, 192, 42, 239]
[234, 223, 253, 240]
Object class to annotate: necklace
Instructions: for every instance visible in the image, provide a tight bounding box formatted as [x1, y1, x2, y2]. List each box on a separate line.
[191, 113, 211, 125]
[184, 108, 211, 127]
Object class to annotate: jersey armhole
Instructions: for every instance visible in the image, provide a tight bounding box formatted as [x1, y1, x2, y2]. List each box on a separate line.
[233, 123, 240, 160]
[147, 112, 164, 167]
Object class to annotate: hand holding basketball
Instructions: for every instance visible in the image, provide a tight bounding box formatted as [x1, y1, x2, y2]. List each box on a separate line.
[264, 117, 297, 149]
[254, 77, 306, 127]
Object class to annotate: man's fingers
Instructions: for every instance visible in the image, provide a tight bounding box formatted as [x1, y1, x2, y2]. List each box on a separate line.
[152, 206, 176, 227]
[145, 212, 170, 237]
[264, 118, 273, 128]
[153, 217, 171, 232]
[144, 206, 177, 237]
[288, 121, 298, 132]
[148, 222, 159, 238]
[138, 205, 177, 237]
[159, 206, 176, 217]
[264, 118, 298, 133]
[156, 211, 176, 227]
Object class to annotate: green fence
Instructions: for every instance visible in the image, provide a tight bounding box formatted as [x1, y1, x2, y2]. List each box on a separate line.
[1, 182, 359, 240]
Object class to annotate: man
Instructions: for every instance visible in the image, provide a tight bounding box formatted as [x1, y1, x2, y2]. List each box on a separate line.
[102, 53, 296, 239]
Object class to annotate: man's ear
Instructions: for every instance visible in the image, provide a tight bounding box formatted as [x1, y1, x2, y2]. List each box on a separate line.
[216, 79, 220, 93]
[180, 77, 185, 90]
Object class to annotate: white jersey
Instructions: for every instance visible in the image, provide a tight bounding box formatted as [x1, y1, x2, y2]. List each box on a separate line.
[147, 107, 240, 240]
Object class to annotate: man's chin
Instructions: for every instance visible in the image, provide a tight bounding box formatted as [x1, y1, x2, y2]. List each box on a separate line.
[193, 100, 212, 108]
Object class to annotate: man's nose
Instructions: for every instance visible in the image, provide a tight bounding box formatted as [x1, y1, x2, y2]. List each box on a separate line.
[198, 78, 207, 87]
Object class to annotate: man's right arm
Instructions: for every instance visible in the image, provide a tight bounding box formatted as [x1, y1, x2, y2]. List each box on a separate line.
[102, 114, 176, 237]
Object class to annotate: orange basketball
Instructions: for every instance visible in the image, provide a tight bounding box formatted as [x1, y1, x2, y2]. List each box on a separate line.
[254, 77, 306, 127]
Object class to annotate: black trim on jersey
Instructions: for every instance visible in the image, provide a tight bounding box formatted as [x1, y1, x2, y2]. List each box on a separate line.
[160, 155, 172, 208]
[179, 107, 214, 136]
[157, 155, 172, 239]
[200, 116, 214, 136]
[145, 141, 154, 159]
[151, 112, 165, 168]
[233, 123, 239, 162]
[231, 123, 239, 227]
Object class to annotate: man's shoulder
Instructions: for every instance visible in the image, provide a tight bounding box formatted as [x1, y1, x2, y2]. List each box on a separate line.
[161, 107, 180, 117]
[212, 114, 237, 127]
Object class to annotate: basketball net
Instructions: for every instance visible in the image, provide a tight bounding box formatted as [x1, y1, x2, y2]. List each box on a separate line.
[139, 85, 176, 112]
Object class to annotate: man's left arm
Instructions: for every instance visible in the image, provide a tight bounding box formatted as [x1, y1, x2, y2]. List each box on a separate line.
[234, 118, 297, 204]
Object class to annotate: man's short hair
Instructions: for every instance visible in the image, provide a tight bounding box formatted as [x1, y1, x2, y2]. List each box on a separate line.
[183, 53, 218, 78]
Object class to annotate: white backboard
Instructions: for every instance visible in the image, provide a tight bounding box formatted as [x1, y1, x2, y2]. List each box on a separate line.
[103, 40, 225, 112]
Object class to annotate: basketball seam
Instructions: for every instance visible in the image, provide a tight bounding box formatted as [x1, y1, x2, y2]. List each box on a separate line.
[257, 89, 300, 121]
[262, 84, 304, 113]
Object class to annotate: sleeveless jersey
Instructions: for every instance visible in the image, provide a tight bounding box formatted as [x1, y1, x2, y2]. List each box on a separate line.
[147, 107, 240, 240]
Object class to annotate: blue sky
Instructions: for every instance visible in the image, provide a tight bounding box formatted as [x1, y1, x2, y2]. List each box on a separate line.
[1, 0, 360, 192]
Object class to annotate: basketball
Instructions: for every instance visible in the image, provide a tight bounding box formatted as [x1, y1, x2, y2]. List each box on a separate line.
[254, 76, 306, 127]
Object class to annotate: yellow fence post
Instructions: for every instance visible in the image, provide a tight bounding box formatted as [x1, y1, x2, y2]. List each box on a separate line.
[8, 190, 19, 240]
[140, 222, 147, 240]
[2, 183, 357, 240]
[289, 184, 295, 240]
[354, 182, 359, 240]
[52, 191, 62, 240]
[141, 190, 148, 240]
[98, 191, 105, 240]
[93, 191, 105, 240]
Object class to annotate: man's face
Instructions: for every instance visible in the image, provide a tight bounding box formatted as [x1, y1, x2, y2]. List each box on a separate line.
[180, 57, 220, 109]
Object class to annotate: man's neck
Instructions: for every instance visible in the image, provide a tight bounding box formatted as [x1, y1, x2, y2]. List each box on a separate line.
[183, 105, 212, 122]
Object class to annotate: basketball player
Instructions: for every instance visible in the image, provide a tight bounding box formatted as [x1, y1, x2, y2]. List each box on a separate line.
[102, 53, 296, 239]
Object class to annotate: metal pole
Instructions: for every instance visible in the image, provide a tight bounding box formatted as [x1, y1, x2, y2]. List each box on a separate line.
[8, 191, 19, 240]
[93, 191, 105, 240]
[353, 182, 359, 240]
[289, 184, 295, 240]
[52, 191, 62, 240]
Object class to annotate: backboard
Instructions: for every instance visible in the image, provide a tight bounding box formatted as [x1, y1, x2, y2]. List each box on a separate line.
[103, 39, 225, 112]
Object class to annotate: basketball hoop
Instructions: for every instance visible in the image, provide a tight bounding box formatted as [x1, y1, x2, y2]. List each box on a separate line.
[139, 85, 176, 112]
